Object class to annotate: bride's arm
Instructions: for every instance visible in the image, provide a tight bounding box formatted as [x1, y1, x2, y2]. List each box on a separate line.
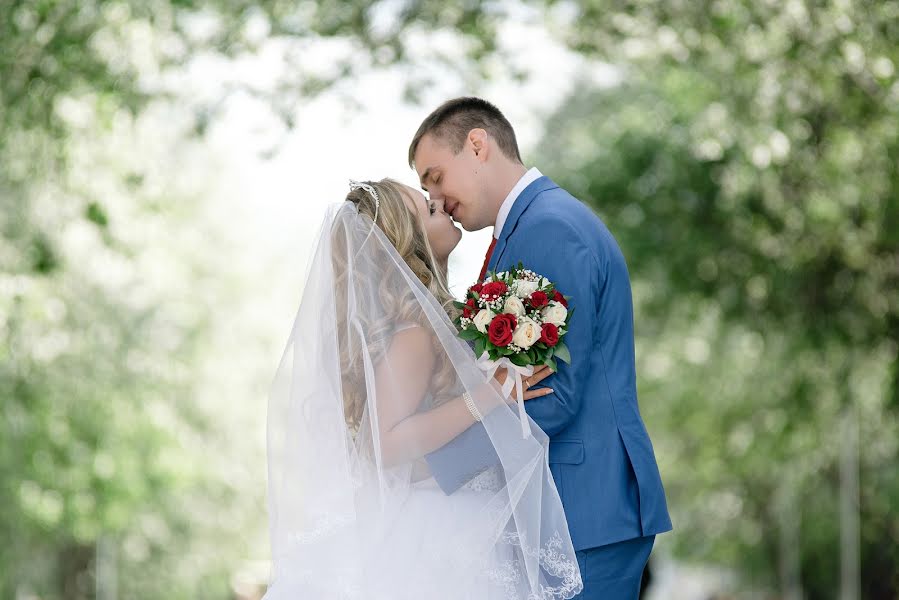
[373, 326, 479, 468]
[373, 326, 551, 468]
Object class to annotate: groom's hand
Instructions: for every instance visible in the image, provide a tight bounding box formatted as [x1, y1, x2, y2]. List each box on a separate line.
[493, 364, 555, 403]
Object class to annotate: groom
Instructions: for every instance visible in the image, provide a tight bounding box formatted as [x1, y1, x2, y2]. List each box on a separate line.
[410, 97, 672, 599]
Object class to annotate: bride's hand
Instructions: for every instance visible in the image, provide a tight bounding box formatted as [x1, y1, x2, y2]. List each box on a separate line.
[493, 364, 554, 402]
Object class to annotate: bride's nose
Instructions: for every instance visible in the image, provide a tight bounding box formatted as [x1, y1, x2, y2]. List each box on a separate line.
[434, 197, 447, 214]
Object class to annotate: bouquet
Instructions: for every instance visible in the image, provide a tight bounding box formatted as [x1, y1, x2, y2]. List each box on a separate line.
[453, 263, 573, 370]
[452, 264, 573, 436]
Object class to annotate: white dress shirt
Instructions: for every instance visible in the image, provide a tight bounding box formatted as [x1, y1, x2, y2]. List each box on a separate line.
[494, 167, 543, 239]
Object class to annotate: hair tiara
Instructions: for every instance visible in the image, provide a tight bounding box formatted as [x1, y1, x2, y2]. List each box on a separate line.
[349, 179, 380, 224]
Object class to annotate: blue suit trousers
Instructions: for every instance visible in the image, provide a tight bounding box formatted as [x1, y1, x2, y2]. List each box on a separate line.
[571, 535, 655, 600]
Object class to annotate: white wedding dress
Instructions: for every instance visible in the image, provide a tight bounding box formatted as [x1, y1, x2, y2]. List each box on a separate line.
[263, 202, 581, 599]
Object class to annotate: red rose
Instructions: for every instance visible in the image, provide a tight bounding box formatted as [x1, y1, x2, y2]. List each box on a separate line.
[528, 290, 549, 310]
[462, 298, 476, 319]
[480, 281, 508, 300]
[552, 290, 568, 308]
[469, 282, 483, 296]
[540, 322, 560, 347]
[488, 313, 517, 347]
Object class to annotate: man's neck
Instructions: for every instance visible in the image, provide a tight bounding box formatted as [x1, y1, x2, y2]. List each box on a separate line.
[489, 162, 529, 226]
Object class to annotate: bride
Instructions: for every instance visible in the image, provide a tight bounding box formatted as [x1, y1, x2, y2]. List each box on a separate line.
[263, 178, 583, 599]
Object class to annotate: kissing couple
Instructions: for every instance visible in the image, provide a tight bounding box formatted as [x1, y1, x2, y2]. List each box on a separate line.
[263, 97, 671, 599]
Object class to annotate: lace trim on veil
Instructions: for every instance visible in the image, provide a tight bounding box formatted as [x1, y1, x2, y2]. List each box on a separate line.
[489, 531, 583, 600]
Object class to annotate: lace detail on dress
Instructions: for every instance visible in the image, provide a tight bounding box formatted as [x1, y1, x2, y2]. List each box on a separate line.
[286, 513, 354, 545]
[488, 531, 583, 600]
[460, 466, 503, 492]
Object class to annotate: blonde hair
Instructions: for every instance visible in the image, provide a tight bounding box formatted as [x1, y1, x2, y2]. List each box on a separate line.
[335, 179, 459, 433]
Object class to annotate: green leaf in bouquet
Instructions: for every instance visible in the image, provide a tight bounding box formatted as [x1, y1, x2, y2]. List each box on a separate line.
[474, 336, 487, 358]
[452, 300, 468, 310]
[510, 352, 530, 367]
[553, 342, 571, 364]
[458, 327, 481, 341]
[546, 356, 558, 371]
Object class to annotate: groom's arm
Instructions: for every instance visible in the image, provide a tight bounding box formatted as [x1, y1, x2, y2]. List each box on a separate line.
[508, 219, 600, 438]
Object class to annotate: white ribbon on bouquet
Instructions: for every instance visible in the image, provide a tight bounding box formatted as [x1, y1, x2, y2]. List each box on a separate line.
[476, 352, 534, 438]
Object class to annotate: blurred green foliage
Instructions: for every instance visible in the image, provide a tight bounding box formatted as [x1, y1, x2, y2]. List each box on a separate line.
[531, 2, 899, 597]
[2, 0, 897, 598]
[2, 1, 265, 598]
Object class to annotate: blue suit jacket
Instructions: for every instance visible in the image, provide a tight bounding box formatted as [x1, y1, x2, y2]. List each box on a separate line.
[426, 176, 672, 551]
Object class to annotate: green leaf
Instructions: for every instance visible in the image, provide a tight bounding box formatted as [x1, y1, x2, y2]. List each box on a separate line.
[474, 336, 487, 357]
[458, 328, 481, 341]
[86, 202, 109, 227]
[510, 352, 529, 367]
[553, 343, 571, 364]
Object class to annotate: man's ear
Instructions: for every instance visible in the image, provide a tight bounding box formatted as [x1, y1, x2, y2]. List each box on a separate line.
[467, 128, 489, 161]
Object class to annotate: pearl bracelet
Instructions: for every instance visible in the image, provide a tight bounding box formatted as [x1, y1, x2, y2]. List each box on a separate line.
[463, 391, 483, 422]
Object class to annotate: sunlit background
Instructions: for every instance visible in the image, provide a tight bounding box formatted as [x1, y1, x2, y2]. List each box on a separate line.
[2, 1, 897, 599]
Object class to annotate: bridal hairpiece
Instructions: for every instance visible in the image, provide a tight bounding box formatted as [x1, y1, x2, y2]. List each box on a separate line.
[349, 179, 380, 224]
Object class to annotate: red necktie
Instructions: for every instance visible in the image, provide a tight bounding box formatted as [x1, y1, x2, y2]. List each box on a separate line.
[478, 237, 498, 282]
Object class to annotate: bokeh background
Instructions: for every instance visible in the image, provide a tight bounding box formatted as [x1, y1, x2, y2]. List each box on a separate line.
[2, 1, 897, 598]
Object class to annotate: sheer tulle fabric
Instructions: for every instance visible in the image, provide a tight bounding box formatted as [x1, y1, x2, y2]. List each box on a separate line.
[264, 203, 582, 599]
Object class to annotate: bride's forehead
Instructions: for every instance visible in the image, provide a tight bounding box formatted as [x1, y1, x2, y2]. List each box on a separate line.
[397, 185, 424, 213]
[400, 185, 426, 204]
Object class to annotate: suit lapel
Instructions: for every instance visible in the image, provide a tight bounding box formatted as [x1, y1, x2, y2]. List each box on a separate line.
[488, 176, 558, 272]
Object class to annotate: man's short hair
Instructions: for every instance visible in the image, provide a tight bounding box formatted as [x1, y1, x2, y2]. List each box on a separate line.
[408, 97, 523, 167]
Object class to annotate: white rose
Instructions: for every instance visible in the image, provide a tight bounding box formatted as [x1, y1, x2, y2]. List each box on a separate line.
[541, 301, 568, 326]
[503, 295, 526, 317]
[473, 309, 495, 333]
[511, 317, 541, 349]
[515, 279, 539, 298]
